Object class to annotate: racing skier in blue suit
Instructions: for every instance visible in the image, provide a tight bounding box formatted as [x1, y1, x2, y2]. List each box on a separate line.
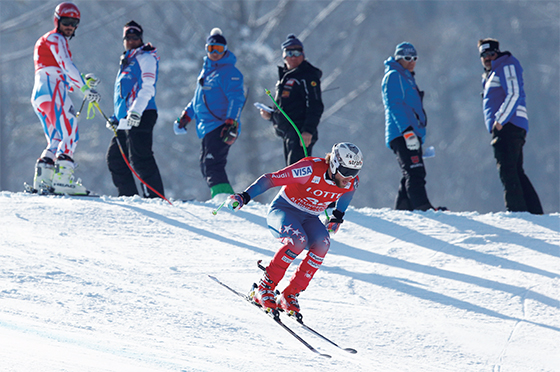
[478, 38, 542, 214]
[175, 28, 245, 199]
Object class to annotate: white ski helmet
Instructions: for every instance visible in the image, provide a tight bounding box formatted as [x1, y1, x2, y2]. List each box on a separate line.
[329, 142, 363, 178]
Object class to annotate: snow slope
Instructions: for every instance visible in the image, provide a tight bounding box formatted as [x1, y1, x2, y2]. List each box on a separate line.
[0, 192, 559, 372]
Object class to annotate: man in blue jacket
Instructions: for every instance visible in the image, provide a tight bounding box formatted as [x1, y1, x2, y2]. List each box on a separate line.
[478, 38, 542, 214]
[382, 42, 434, 211]
[176, 28, 245, 199]
[106, 21, 165, 199]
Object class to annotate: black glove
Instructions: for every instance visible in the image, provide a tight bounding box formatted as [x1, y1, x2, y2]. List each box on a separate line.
[221, 119, 238, 145]
[106, 117, 118, 131]
[325, 209, 344, 234]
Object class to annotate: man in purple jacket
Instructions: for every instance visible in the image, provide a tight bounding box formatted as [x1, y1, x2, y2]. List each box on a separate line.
[478, 38, 543, 214]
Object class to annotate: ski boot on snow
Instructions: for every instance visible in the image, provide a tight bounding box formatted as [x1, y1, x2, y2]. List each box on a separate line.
[277, 290, 303, 321]
[52, 156, 89, 195]
[249, 274, 279, 317]
[33, 157, 55, 193]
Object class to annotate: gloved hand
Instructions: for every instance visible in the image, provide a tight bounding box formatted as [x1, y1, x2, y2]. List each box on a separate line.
[221, 118, 238, 145]
[225, 192, 251, 212]
[324, 209, 345, 234]
[85, 73, 100, 88]
[81, 85, 101, 103]
[173, 118, 187, 135]
[127, 111, 141, 127]
[178, 111, 191, 129]
[117, 118, 132, 130]
[403, 128, 420, 151]
[106, 117, 118, 131]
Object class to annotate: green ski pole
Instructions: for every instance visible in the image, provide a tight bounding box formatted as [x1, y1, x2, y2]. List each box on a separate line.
[265, 89, 308, 157]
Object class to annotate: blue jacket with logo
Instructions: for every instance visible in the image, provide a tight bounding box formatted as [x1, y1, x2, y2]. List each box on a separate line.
[184, 51, 245, 139]
[112, 44, 158, 121]
[481, 52, 528, 133]
[381, 57, 427, 148]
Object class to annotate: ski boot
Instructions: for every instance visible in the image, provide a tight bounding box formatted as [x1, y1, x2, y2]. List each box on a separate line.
[249, 273, 278, 317]
[33, 157, 55, 193]
[277, 289, 303, 321]
[52, 156, 89, 195]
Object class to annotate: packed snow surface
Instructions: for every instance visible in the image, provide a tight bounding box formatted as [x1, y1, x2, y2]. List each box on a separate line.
[1, 192, 559, 371]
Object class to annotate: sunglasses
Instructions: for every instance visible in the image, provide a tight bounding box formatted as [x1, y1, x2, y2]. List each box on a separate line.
[480, 50, 497, 58]
[206, 43, 227, 54]
[124, 35, 141, 41]
[401, 55, 418, 62]
[59, 18, 79, 27]
[284, 49, 303, 58]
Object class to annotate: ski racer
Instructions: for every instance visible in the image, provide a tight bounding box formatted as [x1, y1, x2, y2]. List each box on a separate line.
[31, 2, 100, 194]
[225, 143, 363, 318]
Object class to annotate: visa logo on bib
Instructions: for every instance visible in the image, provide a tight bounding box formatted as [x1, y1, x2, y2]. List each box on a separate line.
[292, 166, 312, 178]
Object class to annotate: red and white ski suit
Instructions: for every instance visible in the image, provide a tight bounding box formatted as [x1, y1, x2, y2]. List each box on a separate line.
[31, 29, 86, 160]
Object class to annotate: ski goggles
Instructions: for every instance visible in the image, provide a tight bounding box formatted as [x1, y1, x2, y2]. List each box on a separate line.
[59, 17, 79, 27]
[284, 49, 303, 58]
[124, 35, 142, 41]
[338, 165, 360, 178]
[206, 43, 227, 54]
[480, 50, 497, 58]
[399, 55, 418, 62]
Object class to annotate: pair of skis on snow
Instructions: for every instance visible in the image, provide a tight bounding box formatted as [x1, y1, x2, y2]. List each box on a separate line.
[208, 272, 357, 358]
[23, 182, 98, 197]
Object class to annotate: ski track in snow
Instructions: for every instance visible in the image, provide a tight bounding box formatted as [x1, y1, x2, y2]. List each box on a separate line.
[0, 192, 559, 372]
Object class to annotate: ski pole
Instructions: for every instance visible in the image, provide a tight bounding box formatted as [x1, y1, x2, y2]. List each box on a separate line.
[91, 102, 173, 206]
[265, 89, 308, 157]
[76, 96, 87, 118]
[211, 200, 227, 215]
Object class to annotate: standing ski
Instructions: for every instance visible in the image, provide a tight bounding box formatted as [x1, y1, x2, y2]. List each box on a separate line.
[23, 182, 98, 197]
[208, 275, 331, 358]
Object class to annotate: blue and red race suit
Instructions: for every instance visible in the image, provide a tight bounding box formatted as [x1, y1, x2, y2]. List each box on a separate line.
[244, 157, 358, 291]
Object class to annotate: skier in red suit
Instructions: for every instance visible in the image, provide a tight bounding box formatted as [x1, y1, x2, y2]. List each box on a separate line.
[226, 143, 363, 318]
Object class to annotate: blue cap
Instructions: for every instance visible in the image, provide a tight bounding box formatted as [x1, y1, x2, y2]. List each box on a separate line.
[394, 42, 417, 59]
[281, 34, 303, 50]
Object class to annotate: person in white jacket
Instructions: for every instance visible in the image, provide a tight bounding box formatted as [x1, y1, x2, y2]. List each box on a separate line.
[31, 2, 100, 195]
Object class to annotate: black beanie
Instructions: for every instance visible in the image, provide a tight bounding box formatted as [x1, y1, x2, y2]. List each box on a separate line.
[479, 39, 500, 56]
[123, 20, 143, 40]
[206, 28, 227, 45]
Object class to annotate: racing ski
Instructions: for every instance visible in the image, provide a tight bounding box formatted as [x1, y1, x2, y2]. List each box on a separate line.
[208, 275, 331, 358]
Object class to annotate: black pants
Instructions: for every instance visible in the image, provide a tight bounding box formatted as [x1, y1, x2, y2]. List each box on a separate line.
[390, 136, 432, 211]
[200, 124, 231, 188]
[106, 110, 165, 198]
[283, 131, 316, 165]
[492, 123, 543, 214]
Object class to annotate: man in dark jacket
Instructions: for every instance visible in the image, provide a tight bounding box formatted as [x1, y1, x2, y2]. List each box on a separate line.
[259, 34, 324, 165]
[478, 38, 542, 214]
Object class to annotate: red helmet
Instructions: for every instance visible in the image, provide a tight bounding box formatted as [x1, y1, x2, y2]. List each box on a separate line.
[54, 2, 80, 28]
